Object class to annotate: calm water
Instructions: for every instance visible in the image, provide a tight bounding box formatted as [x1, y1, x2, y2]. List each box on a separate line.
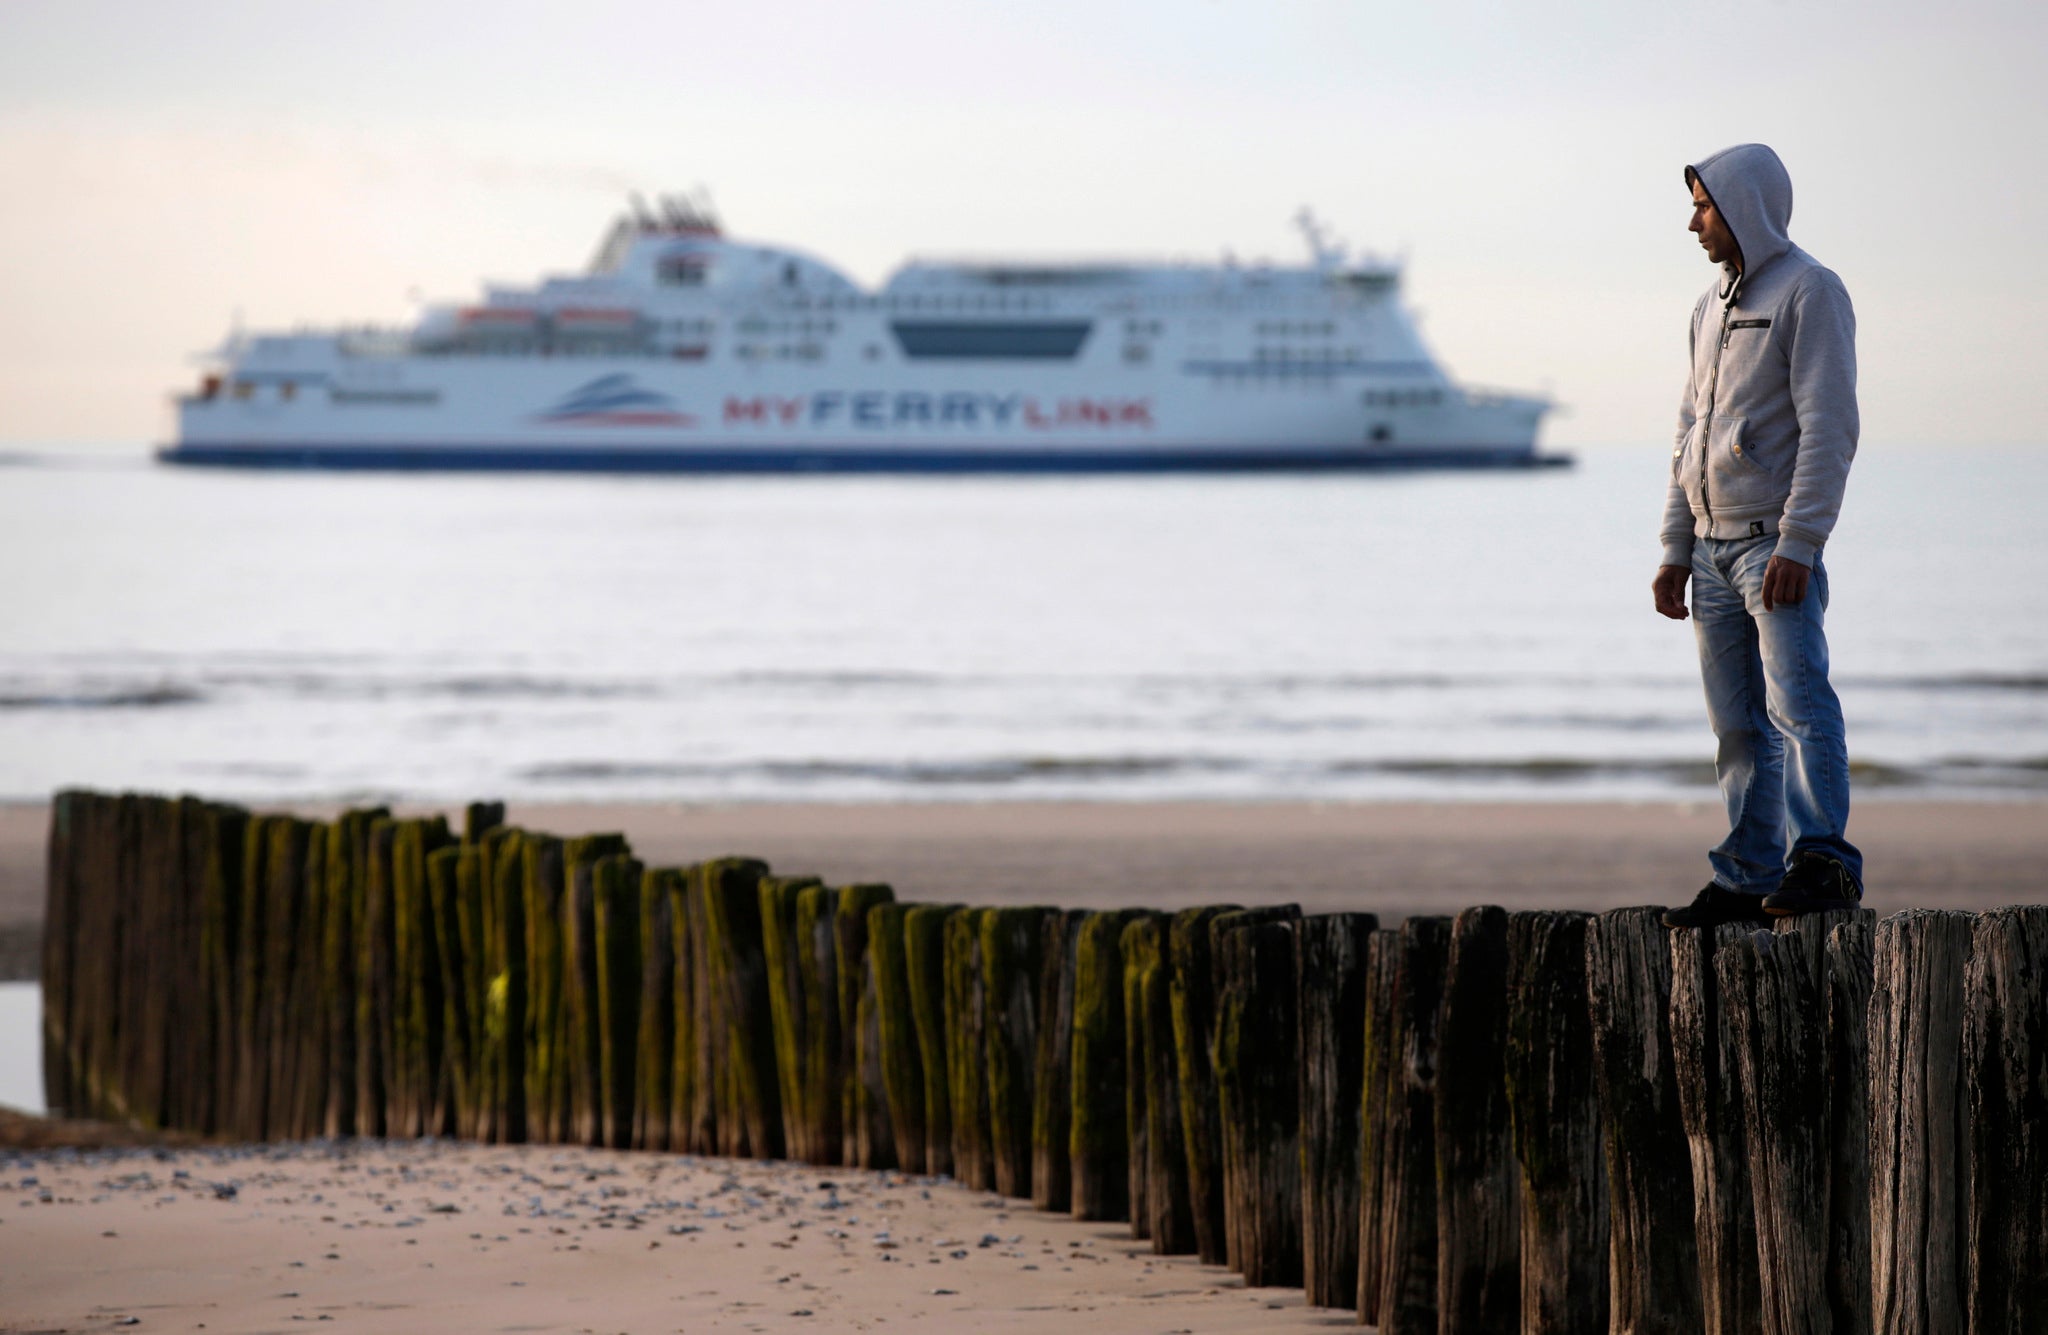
[0, 984, 41, 1114]
[3, 445, 2046, 804]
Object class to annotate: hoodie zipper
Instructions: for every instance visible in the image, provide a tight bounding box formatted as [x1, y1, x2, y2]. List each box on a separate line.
[1699, 277, 1740, 528]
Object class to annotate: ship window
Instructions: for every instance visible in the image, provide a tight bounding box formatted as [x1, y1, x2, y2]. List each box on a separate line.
[889, 320, 1093, 360]
[1371, 424, 1392, 442]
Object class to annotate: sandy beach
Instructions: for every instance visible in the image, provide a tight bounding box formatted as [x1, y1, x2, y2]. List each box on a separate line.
[5, 797, 2046, 981]
[0, 1136, 1348, 1334]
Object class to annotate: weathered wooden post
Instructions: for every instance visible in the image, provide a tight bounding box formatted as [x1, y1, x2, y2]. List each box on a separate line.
[1294, 911, 1375, 1309]
[390, 817, 453, 1138]
[867, 901, 927, 1172]
[1870, 908, 1974, 1333]
[1431, 905, 1516, 1331]
[1215, 907, 1305, 1288]
[668, 869, 701, 1153]
[323, 806, 383, 1138]
[945, 907, 994, 1188]
[835, 883, 895, 1168]
[634, 866, 679, 1151]
[759, 874, 824, 1159]
[520, 833, 566, 1142]
[1031, 908, 1086, 1212]
[40, 790, 83, 1118]
[1357, 927, 1399, 1325]
[1669, 921, 1762, 1334]
[1371, 915, 1449, 1335]
[1168, 904, 1238, 1264]
[593, 852, 643, 1149]
[436, 844, 483, 1139]
[793, 883, 843, 1163]
[905, 904, 958, 1177]
[423, 844, 467, 1137]
[356, 817, 400, 1139]
[1820, 913, 1875, 1335]
[559, 839, 603, 1146]
[983, 906, 1052, 1198]
[1123, 911, 1193, 1251]
[1585, 905, 1701, 1333]
[1504, 909, 1609, 1332]
[1964, 905, 2048, 1330]
[701, 856, 781, 1160]
[1071, 908, 1137, 1220]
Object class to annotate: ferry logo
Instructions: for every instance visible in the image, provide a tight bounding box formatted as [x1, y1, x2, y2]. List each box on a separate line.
[723, 392, 1154, 431]
[537, 374, 696, 427]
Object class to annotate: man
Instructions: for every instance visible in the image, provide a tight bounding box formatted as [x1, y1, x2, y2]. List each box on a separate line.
[1657, 143, 1864, 929]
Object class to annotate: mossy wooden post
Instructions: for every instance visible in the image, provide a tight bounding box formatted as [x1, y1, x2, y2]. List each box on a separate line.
[425, 845, 469, 1136]
[561, 836, 627, 1147]
[1125, 911, 1194, 1253]
[634, 866, 680, 1151]
[1504, 909, 1608, 1332]
[946, 908, 994, 1189]
[793, 884, 843, 1163]
[65, 792, 117, 1121]
[322, 807, 381, 1138]
[983, 906, 1052, 1199]
[1584, 906, 1701, 1334]
[1295, 911, 1375, 1311]
[229, 813, 276, 1137]
[1119, 913, 1156, 1238]
[390, 817, 454, 1138]
[1964, 905, 2048, 1331]
[199, 800, 249, 1134]
[680, 866, 718, 1153]
[1169, 904, 1237, 1263]
[479, 826, 528, 1143]
[354, 817, 399, 1138]
[446, 844, 490, 1139]
[868, 902, 926, 1172]
[1070, 908, 1137, 1220]
[703, 856, 782, 1160]
[905, 904, 959, 1178]
[1870, 909, 1974, 1332]
[521, 834, 567, 1142]
[593, 853, 643, 1149]
[669, 870, 702, 1153]
[158, 797, 211, 1132]
[464, 801, 505, 845]
[759, 875, 823, 1160]
[1371, 915, 1449, 1335]
[1214, 909, 1306, 1287]
[1031, 909, 1087, 1212]
[833, 882, 895, 1168]
[1669, 922, 1762, 1334]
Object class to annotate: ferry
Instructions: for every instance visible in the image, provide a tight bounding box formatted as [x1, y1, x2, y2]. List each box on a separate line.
[161, 195, 1561, 472]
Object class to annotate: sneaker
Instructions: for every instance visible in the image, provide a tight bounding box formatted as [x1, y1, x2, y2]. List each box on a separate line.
[1663, 883, 1773, 929]
[1762, 851, 1862, 917]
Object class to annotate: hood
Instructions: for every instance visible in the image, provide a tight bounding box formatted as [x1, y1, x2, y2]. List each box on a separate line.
[1686, 143, 1794, 292]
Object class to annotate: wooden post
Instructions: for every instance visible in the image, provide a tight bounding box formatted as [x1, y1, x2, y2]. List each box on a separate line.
[1121, 915, 1155, 1239]
[439, 844, 485, 1140]
[759, 874, 824, 1160]
[1821, 914, 1875, 1335]
[1168, 905, 1238, 1263]
[1432, 906, 1516, 1331]
[40, 791, 83, 1118]
[1371, 915, 1449, 1335]
[835, 883, 895, 1168]
[668, 869, 701, 1153]
[945, 907, 993, 1189]
[867, 901, 927, 1172]
[793, 883, 843, 1164]
[390, 817, 453, 1138]
[1505, 909, 1609, 1333]
[1215, 908, 1305, 1289]
[1964, 905, 2048, 1331]
[1208, 905, 1298, 1271]
[1357, 927, 1399, 1326]
[356, 817, 399, 1139]
[1071, 908, 1137, 1220]
[982, 906, 1052, 1199]
[1669, 921, 1763, 1334]
[593, 853, 643, 1149]
[905, 904, 958, 1177]
[1586, 906, 1701, 1333]
[701, 856, 781, 1160]
[520, 833, 565, 1142]
[1031, 909, 1086, 1213]
[1125, 912, 1194, 1253]
[634, 866, 679, 1151]
[1870, 909, 1974, 1333]
[1294, 911, 1375, 1309]
[481, 825, 527, 1144]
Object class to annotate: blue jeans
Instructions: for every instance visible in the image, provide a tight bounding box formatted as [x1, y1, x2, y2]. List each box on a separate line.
[1690, 534, 1863, 894]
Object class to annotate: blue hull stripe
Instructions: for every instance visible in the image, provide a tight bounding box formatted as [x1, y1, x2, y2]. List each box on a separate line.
[158, 442, 1569, 474]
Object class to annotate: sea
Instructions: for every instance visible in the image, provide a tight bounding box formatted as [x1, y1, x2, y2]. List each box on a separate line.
[5, 444, 2048, 809]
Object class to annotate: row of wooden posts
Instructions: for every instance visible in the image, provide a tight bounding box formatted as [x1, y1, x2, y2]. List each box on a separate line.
[40, 789, 2048, 1332]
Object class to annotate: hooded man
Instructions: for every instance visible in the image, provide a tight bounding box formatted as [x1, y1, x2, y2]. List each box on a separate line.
[1657, 143, 1864, 929]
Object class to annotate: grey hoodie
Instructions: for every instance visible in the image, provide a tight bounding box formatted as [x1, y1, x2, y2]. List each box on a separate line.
[1661, 143, 1857, 569]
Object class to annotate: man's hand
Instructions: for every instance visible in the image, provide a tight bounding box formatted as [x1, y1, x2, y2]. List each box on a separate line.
[1652, 564, 1691, 620]
[1761, 555, 1809, 612]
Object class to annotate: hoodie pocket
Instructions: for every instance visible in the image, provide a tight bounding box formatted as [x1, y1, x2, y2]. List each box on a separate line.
[1706, 415, 1773, 511]
[1675, 419, 1704, 509]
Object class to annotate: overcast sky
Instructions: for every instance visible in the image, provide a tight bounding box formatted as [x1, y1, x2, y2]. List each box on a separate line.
[2, 0, 2041, 449]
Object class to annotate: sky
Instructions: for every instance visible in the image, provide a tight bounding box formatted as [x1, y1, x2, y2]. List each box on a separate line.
[1, 0, 2042, 450]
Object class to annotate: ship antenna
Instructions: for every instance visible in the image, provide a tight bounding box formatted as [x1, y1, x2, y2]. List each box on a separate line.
[1294, 207, 1344, 271]
[629, 192, 659, 230]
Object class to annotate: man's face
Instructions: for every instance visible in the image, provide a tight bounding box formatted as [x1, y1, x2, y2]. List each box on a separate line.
[1688, 176, 1741, 269]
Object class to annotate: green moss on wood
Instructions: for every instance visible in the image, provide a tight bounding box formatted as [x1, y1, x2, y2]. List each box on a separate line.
[1071, 909, 1139, 1221]
[701, 857, 780, 1160]
[759, 875, 824, 1160]
[835, 883, 896, 1167]
[904, 904, 959, 1177]
[982, 906, 1053, 1200]
[945, 908, 993, 1189]
[521, 834, 566, 1142]
[593, 853, 643, 1149]
[867, 902, 925, 1172]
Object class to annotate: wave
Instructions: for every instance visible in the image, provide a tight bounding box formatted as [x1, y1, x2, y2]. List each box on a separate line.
[0, 683, 204, 709]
